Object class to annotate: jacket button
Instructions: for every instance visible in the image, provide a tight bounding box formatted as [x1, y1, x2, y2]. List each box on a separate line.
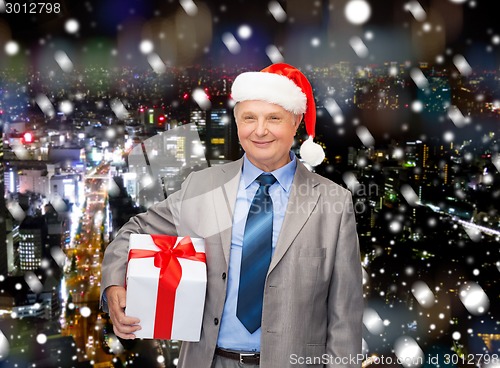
[222, 272, 226, 280]
[214, 318, 219, 325]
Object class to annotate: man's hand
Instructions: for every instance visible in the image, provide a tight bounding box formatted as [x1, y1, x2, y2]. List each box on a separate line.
[106, 286, 141, 339]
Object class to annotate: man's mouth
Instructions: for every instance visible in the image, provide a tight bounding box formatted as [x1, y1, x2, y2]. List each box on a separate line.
[252, 140, 274, 146]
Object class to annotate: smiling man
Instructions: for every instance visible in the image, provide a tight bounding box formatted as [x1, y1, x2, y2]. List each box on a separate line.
[100, 63, 363, 368]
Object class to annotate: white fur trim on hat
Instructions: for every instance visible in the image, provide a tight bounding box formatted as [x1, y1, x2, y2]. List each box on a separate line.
[231, 72, 307, 114]
[300, 136, 325, 167]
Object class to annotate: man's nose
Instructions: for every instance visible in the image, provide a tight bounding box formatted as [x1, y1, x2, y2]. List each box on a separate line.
[254, 120, 268, 135]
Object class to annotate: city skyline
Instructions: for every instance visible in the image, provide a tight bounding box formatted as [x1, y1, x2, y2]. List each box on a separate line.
[2, 59, 500, 150]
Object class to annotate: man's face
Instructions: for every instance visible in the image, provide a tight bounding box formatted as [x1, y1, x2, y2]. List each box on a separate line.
[234, 100, 301, 172]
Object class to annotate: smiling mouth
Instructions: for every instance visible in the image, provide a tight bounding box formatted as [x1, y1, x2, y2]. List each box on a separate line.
[252, 140, 274, 146]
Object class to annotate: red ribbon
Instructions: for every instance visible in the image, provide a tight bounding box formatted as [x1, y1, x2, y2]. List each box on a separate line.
[127, 235, 206, 339]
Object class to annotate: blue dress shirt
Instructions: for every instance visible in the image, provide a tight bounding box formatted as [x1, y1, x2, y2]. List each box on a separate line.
[216, 152, 297, 352]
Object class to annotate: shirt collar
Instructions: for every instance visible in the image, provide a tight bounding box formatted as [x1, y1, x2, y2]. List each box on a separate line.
[242, 152, 297, 193]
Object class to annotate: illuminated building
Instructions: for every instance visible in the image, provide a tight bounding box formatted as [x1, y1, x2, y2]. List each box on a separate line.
[383, 171, 400, 208]
[12, 290, 60, 320]
[190, 101, 239, 164]
[51, 174, 79, 205]
[347, 147, 357, 166]
[19, 168, 50, 195]
[48, 147, 86, 172]
[206, 108, 233, 162]
[404, 140, 429, 181]
[17, 217, 47, 272]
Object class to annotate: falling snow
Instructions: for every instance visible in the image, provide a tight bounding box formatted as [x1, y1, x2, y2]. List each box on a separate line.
[54, 50, 74, 73]
[405, 1, 427, 22]
[4, 41, 19, 56]
[265, 44, 284, 64]
[350, 36, 369, 58]
[344, 0, 371, 25]
[268, 1, 287, 23]
[64, 19, 80, 34]
[356, 126, 375, 147]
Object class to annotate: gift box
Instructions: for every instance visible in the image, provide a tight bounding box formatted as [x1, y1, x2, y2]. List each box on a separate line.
[125, 234, 207, 341]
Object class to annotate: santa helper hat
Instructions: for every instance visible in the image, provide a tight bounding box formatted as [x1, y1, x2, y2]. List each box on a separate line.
[231, 63, 325, 167]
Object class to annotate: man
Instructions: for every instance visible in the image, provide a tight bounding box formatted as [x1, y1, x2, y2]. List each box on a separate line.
[100, 63, 363, 367]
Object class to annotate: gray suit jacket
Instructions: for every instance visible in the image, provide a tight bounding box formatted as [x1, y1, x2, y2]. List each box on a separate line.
[100, 158, 363, 368]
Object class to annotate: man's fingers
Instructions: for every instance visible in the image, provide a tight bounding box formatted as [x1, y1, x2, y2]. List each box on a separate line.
[116, 289, 127, 309]
[114, 312, 141, 327]
[112, 315, 141, 340]
[110, 311, 141, 339]
[112, 321, 141, 339]
[113, 327, 138, 340]
[105, 285, 141, 339]
[109, 304, 140, 330]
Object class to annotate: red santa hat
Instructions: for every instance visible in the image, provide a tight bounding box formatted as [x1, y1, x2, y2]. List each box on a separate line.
[231, 63, 325, 167]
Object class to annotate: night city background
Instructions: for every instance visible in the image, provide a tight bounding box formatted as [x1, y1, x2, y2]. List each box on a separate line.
[0, 0, 499, 367]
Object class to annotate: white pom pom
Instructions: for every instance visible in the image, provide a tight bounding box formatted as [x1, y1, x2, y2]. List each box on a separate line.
[300, 136, 325, 167]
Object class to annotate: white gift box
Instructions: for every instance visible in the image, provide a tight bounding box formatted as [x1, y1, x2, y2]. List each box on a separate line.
[125, 234, 207, 341]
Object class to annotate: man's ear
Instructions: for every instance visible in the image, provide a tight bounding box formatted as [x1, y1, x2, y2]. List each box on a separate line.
[233, 102, 239, 118]
[294, 114, 303, 128]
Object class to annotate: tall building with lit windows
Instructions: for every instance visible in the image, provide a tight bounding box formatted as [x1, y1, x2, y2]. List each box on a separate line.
[190, 97, 239, 164]
[18, 217, 47, 272]
[206, 108, 233, 162]
[417, 142, 429, 181]
[405, 140, 430, 182]
[420, 143, 429, 169]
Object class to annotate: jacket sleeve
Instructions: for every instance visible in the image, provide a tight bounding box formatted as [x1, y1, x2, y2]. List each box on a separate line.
[326, 191, 364, 367]
[99, 172, 193, 312]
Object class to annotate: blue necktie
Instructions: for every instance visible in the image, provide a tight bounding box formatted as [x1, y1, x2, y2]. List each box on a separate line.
[236, 174, 277, 333]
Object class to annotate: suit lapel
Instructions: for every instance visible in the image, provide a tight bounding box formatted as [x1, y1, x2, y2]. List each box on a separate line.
[209, 158, 320, 271]
[212, 159, 243, 265]
[268, 161, 321, 273]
